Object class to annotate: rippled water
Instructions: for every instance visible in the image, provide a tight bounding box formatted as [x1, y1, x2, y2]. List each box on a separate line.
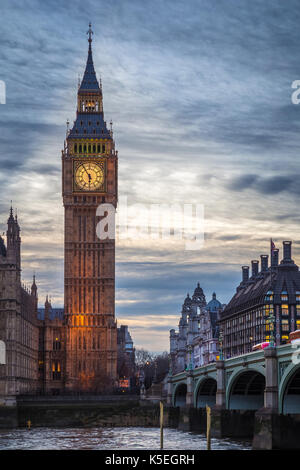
[0, 427, 250, 450]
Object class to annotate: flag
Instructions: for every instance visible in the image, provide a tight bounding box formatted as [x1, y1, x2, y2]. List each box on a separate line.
[271, 238, 275, 254]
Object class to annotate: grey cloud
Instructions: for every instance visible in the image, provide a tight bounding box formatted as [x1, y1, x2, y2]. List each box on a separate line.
[227, 174, 299, 196]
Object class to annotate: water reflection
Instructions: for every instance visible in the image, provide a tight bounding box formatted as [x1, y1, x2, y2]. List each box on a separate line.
[0, 427, 250, 450]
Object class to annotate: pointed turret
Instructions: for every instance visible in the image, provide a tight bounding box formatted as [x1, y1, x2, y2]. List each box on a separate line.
[31, 274, 37, 297]
[44, 295, 51, 321]
[6, 205, 21, 267]
[31, 274, 38, 312]
[67, 24, 113, 152]
[79, 23, 101, 92]
[192, 281, 206, 308]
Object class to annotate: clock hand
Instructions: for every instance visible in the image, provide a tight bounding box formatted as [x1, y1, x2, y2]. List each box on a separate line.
[82, 164, 90, 178]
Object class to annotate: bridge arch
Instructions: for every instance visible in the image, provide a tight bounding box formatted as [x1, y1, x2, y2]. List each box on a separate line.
[280, 364, 300, 414]
[227, 368, 265, 410]
[194, 376, 217, 408]
[173, 382, 187, 407]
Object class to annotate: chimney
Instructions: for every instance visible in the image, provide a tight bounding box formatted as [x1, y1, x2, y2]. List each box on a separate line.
[242, 266, 249, 283]
[261, 255, 268, 272]
[251, 260, 259, 277]
[271, 248, 279, 267]
[283, 241, 292, 261]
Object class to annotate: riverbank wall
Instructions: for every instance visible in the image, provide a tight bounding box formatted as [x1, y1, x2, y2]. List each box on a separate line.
[1, 398, 300, 449]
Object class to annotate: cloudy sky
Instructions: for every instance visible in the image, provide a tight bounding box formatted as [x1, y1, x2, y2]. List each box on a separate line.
[1, 0, 300, 351]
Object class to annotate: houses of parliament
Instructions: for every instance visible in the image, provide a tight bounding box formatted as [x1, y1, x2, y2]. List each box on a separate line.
[0, 26, 134, 402]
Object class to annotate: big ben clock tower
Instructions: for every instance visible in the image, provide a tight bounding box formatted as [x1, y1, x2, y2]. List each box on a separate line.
[62, 24, 118, 392]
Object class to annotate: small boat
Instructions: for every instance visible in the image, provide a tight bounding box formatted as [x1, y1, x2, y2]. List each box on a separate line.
[252, 342, 269, 351]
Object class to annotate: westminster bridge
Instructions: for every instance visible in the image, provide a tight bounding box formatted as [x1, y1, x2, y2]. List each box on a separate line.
[165, 343, 300, 448]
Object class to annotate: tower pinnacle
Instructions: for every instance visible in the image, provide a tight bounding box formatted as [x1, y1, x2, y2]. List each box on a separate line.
[78, 23, 100, 92]
[87, 22, 93, 48]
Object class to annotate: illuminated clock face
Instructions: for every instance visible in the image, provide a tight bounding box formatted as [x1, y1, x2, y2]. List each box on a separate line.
[75, 162, 104, 191]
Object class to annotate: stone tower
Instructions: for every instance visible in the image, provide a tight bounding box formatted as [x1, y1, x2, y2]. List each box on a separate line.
[62, 25, 118, 392]
[0, 208, 39, 403]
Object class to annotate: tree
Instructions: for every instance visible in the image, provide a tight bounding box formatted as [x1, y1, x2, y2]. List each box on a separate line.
[135, 348, 155, 368]
[135, 349, 170, 388]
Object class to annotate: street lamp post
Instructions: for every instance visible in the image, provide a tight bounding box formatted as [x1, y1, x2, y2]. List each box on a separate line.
[219, 329, 224, 361]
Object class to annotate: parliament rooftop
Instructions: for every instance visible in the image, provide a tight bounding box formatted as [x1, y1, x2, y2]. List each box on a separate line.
[219, 241, 300, 358]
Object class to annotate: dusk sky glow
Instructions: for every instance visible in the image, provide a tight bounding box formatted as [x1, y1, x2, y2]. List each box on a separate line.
[1, 0, 300, 351]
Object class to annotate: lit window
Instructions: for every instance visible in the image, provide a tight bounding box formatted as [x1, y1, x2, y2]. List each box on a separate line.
[296, 292, 300, 302]
[265, 290, 274, 302]
[281, 291, 288, 301]
[52, 362, 61, 380]
[296, 305, 300, 317]
[282, 304, 289, 316]
[281, 319, 289, 331]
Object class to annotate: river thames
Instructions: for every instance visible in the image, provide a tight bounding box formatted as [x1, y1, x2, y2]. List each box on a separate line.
[0, 427, 250, 450]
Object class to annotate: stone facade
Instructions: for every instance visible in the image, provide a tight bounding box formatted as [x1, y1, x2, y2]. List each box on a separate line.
[0, 207, 134, 398]
[170, 283, 225, 374]
[62, 26, 118, 392]
[0, 26, 130, 400]
[0, 209, 39, 403]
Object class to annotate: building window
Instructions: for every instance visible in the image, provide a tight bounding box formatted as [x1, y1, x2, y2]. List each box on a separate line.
[296, 292, 300, 303]
[281, 319, 289, 332]
[281, 291, 288, 302]
[296, 305, 300, 317]
[281, 304, 289, 316]
[265, 291, 274, 302]
[52, 362, 61, 380]
[297, 320, 300, 330]
[264, 305, 274, 317]
[53, 338, 61, 350]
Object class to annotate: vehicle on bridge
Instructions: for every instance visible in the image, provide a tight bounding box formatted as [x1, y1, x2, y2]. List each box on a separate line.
[252, 342, 269, 351]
